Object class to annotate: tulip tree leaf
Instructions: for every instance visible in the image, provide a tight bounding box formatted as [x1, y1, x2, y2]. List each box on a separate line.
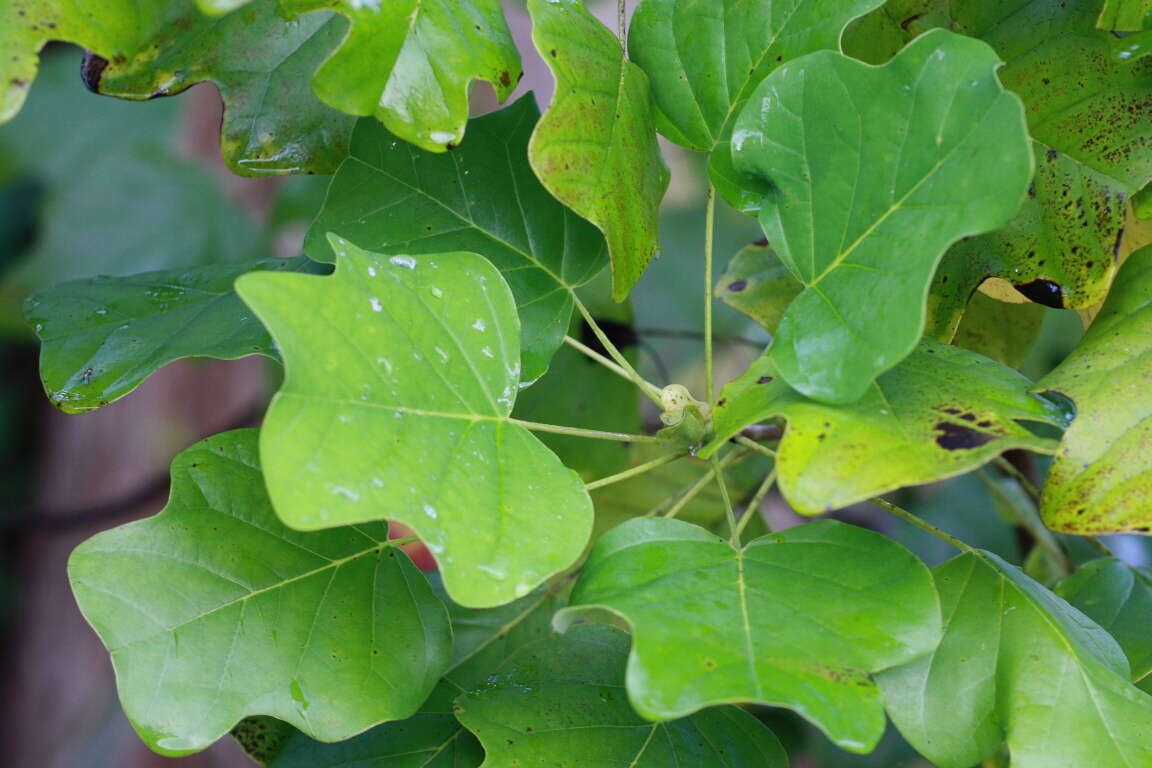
[273, 0, 519, 153]
[1096, 0, 1152, 30]
[555, 518, 941, 753]
[306, 97, 608, 383]
[880, 550, 1152, 768]
[241, 580, 565, 767]
[0, 0, 164, 124]
[714, 240, 803, 334]
[628, 0, 885, 211]
[951, 291, 1046, 368]
[68, 429, 452, 757]
[700, 341, 1065, 515]
[731, 29, 1033, 403]
[82, 0, 354, 176]
[235, 237, 593, 608]
[527, 0, 669, 302]
[23, 257, 321, 414]
[1034, 244, 1152, 534]
[1057, 557, 1152, 684]
[455, 623, 789, 767]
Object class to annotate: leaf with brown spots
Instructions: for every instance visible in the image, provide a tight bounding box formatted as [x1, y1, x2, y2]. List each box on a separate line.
[1035, 244, 1152, 534]
[701, 340, 1066, 515]
[714, 240, 802, 334]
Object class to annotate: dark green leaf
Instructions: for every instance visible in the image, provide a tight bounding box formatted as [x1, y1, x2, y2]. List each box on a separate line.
[880, 550, 1152, 767]
[1035, 244, 1152, 534]
[69, 429, 451, 756]
[732, 30, 1032, 402]
[701, 340, 1064, 515]
[455, 623, 789, 766]
[278, 0, 520, 152]
[1057, 557, 1152, 683]
[628, 0, 885, 210]
[86, 0, 354, 176]
[556, 518, 941, 752]
[528, 0, 669, 301]
[24, 257, 320, 413]
[306, 97, 608, 383]
[236, 237, 593, 608]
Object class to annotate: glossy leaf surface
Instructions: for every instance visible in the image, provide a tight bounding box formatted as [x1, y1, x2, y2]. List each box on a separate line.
[628, 0, 885, 209]
[455, 623, 789, 766]
[732, 29, 1032, 402]
[556, 518, 941, 752]
[714, 240, 802, 334]
[236, 237, 593, 607]
[1035, 245, 1152, 534]
[279, 0, 519, 152]
[1057, 557, 1152, 683]
[24, 257, 318, 413]
[702, 341, 1064, 514]
[528, 0, 669, 301]
[85, 0, 354, 176]
[245, 580, 565, 766]
[881, 551, 1152, 767]
[306, 97, 607, 382]
[69, 430, 451, 756]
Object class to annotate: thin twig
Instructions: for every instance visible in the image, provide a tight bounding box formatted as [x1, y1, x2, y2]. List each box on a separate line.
[735, 435, 777, 458]
[704, 183, 717, 407]
[977, 469, 1070, 576]
[564, 335, 635, 384]
[657, 448, 745, 518]
[994, 456, 1042, 503]
[711, 454, 738, 545]
[512, 419, 657, 443]
[1086, 536, 1118, 558]
[585, 451, 685, 491]
[618, 0, 627, 42]
[735, 468, 777, 540]
[572, 296, 664, 406]
[633, 327, 765, 349]
[870, 497, 977, 554]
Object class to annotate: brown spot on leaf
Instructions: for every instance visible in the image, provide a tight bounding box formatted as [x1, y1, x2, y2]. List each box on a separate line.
[80, 52, 109, 92]
[1015, 279, 1065, 308]
[727, 279, 748, 292]
[934, 422, 996, 450]
[757, 376, 773, 384]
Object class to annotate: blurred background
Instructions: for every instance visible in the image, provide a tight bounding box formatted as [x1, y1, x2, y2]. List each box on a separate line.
[2, 2, 1149, 766]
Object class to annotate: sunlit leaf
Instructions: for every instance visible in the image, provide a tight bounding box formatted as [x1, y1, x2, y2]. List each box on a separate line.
[278, 0, 519, 152]
[83, 0, 354, 176]
[306, 97, 608, 382]
[236, 236, 593, 608]
[69, 430, 452, 756]
[455, 623, 789, 766]
[1057, 556, 1152, 683]
[881, 550, 1152, 767]
[528, 0, 668, 301]
[628, 0, 885, 210]
[24, 257, 320, 413]
[556, 518, 940, 753]
[1035, 244, 1152, 534]
[700, 341, 1065, 514]
[731, 30, 1032, 402]
[1096, 0, 1152, 30]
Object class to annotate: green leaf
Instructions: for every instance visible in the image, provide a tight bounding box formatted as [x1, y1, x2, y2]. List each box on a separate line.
[951, 291, 1046, 368]
[1035, 244, 1152, 534]
[1057, 557, 1152, 683]
[1096, 0, 1152, 30]
[555, 518, 941, 752]
[279, 0, 520, 152]
[700, 340, 1065, 515]
[880, 550, 1152, 768]
[236, 236, 593, 608]
[23, 257, 320, 413]
[83, 0, 354, 176]
[1, 146, 267, 312]
[0, 0, 163, 123]
[69, 429, 452, 757]
[455, 623, 789, 766]
[946, 142, 1129, 310]
[306, 97, 608, 383]
[731, 29, 1033, 402]
[628, 0, 886, 210]
[527, 0, 669, 301]
[244, 579, 565, 767]
[954, 0, 1152, 192]
[714, 240, 802, 334]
